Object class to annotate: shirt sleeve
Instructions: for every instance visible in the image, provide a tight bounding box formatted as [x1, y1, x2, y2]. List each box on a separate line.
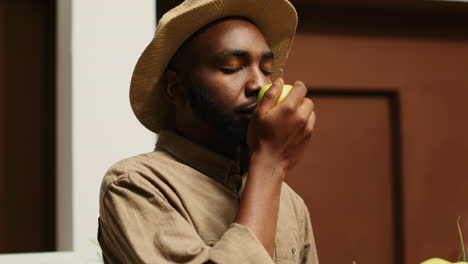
[98, 172, 274, 264]
[300, 202, 319, 264]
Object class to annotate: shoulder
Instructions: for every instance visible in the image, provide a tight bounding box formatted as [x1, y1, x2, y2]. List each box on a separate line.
[99, 150, 177, 197]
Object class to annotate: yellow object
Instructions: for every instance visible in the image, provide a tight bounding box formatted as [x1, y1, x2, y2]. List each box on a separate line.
[420, 258, 468, 264]
[257, 84, 293, 104]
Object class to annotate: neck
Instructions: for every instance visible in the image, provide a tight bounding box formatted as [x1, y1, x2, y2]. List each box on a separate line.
[173, 122, 243, 163]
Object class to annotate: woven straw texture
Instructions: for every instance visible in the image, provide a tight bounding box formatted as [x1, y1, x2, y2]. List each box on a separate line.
[130, 0, 298, 133]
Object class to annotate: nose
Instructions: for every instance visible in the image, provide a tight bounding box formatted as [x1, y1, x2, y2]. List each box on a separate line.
[244, 67, 270, 97]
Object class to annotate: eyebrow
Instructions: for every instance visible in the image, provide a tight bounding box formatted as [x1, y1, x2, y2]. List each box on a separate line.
[213, 48, 274, 61]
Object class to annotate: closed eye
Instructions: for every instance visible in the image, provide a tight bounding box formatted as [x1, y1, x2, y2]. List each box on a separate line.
[219, 67, 272, 76]
[220, 68, 241, 74]
[262, 69, 273, 76]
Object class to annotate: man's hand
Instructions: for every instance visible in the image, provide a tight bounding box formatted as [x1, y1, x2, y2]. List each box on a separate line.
[235, 77, 316, 257]
[247, 77, 316, 176]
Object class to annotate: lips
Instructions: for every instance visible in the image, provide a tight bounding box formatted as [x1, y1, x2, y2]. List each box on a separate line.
[239, 103, 257, 114]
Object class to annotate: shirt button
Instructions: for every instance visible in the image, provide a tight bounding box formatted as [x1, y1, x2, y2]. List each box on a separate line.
[292, 248, 296, 256]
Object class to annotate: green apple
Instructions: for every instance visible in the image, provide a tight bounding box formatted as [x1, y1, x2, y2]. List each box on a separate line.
[257, 84, 293, 104]
[420, 258, 468, 264]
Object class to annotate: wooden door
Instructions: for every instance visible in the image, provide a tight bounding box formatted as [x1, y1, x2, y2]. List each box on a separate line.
[286, 92, 401, 264]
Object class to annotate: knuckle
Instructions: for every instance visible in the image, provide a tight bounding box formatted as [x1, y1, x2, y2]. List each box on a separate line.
[297, 113, 308, 125]
[306, 122, 314, 134]
[304, 98, 314, 110]
[300, 84, 308, 93]
[263, 91, 276, 101]
[283, 104, 295, 114]
[294, 81, 306, 89]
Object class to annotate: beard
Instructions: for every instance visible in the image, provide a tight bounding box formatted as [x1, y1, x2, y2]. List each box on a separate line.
[186, 84, 248, 147]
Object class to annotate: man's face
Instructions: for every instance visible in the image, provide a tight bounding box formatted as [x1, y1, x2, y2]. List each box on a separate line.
[175, 18, 274, 146]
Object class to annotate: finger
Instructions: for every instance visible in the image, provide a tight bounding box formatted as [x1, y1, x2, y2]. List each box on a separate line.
[294, 98, 314, 132]
[256, 77, 284, 115]
[281, 81, 308, 107]
[302, 98, 315, 116]
[291, 110, 316, 148]
[285, 114, 315, 166]
[304, 111, 316, 137]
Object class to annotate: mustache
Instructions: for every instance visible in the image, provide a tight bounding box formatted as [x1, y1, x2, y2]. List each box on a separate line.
[234, 98, 258, 113]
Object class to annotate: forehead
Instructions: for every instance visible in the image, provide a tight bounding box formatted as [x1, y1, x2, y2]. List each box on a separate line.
[189, 18, 271, 58]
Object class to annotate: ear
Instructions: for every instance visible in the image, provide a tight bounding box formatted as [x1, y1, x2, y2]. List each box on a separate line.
[162, 70, 184, 106]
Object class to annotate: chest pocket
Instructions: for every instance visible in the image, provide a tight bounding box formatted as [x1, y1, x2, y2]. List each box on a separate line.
[275, 221, 301, 264]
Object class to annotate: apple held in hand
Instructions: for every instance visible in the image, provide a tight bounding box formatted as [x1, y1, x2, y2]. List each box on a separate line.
[257, 84, 293, 104]
[420, 258, 468, 264]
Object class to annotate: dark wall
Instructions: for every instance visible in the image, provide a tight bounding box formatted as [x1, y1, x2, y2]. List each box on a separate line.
[0, 0, 56, 253]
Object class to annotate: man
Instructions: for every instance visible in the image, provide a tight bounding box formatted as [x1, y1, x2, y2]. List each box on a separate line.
[98, 0, 318, 263]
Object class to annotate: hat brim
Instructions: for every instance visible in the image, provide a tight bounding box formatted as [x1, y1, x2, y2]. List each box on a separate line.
[130, 0, 298, 133]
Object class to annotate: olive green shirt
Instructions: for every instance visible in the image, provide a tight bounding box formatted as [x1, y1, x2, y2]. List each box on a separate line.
[98, 130, 319, 264]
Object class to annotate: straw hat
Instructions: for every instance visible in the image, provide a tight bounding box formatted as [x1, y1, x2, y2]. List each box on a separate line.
[130, 0, 298, 133]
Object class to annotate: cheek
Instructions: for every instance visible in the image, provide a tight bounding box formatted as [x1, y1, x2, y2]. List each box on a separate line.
[195, 70, 246, 109]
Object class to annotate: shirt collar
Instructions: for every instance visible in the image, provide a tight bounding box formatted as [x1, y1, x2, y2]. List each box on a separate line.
[155, 130, 244, 194]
